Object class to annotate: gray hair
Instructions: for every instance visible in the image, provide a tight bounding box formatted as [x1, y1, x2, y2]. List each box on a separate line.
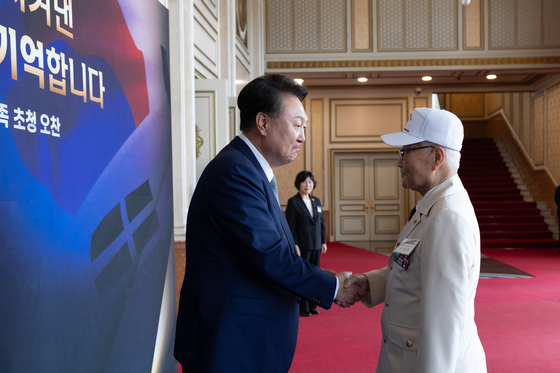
[417, 141, 461, 171]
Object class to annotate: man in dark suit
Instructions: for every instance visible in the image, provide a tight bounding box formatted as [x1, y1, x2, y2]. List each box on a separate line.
[174, 74, 363, 372]
[286, 171, 328, 316]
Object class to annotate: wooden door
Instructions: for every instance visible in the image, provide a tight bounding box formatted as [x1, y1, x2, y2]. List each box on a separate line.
[334, 152, 404, 241]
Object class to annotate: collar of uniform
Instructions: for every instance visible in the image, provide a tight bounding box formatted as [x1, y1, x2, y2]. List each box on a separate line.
[416, 174, 463, 218]
[238, 132, 274, 182]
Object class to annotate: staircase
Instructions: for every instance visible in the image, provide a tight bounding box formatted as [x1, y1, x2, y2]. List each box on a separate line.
[459, 138, 558, 249]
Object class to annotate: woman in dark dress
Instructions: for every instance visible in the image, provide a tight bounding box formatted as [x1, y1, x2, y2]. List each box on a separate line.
[285, 171, 327, 316]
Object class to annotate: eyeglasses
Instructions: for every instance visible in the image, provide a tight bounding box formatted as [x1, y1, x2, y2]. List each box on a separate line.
[399, 146, 434, 160]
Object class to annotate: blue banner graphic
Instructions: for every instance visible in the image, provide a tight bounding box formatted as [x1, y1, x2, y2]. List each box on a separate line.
[0, 0, 175, 371]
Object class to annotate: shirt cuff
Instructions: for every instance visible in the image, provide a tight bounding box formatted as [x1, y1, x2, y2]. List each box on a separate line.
[333, 276, 339, 301]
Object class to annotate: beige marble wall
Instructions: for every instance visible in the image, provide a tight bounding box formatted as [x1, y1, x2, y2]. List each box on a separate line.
[414, 97, 429, 108]
[493, 77, 560, 184]
[311, 99, 325, 202]
[512, 92, 521, 136]
[267, 0, 346, 53]
[533, 94, 545, 165]
[503, 93, 512, 123]
[450, 93, 484, 117]
[464, 0, 482, 49]
[265, 0, 560, 66]
[329, 98, 408, 143]
[546, 85, 560, 180]
[486, 92, 503, 115]
[522, 92, 532, 155]
[275, 140, 306, 207]
[490, 0, 560, 49]
[484, 86, 560, 173]
[353, 0, 371, 51]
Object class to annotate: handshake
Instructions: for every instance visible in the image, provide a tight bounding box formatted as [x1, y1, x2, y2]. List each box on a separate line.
[326, 270, 370, 308]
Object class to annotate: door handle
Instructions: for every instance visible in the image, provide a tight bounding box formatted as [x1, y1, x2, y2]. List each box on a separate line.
[370, 198, 375, 213]
[365, 198, 369, 214]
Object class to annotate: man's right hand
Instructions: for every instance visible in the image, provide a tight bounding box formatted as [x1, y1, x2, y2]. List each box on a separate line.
[344, 273, 370, 292]
[334, 273, 370, 308]
[334, 271, 365, 307]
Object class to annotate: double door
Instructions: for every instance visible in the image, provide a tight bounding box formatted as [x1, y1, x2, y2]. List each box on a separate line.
[334, 152, 405, 241]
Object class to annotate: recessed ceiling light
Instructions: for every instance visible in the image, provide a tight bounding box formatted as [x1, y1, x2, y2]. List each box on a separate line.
[235, 80, 245, 85]
[294, 78, 304, 85]
[357, 77, 368, 82]
[422, 76, 432, 81]
[486, 74, 497, 80]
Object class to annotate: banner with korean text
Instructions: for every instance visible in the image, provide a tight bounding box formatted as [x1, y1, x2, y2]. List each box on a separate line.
[0, 0, 175, 372]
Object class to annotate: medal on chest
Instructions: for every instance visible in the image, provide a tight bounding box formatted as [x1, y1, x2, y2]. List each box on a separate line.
[392, 238, 420, 270]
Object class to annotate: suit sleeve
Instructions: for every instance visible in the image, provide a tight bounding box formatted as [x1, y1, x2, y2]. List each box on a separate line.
[362, 267, 388, 308]
[209, 162, 336, 308]
[416, 208, 476, 373]
[285, 197, 298, 246]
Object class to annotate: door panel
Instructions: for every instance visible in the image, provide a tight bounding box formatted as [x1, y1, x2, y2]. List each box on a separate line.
[335, 155, 369, 241]
[374, 215, 400, 234]
[335, 152, 404, 242]
[370, 155, 402, 240]
[340, 159, 366, 200]
[373, 159, 399, 199]
[340, 216, 366, 235]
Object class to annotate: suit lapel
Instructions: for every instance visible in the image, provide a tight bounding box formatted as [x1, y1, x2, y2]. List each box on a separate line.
[310, 197, 319, 222]
[273, 197, 297, 249]
[296, 194, 315, 222]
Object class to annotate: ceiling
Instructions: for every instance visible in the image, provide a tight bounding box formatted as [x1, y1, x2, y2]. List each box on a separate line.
[279, 67, 560, 92]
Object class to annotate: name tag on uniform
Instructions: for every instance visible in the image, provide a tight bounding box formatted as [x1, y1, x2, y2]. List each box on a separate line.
[393, 238, 420, 270]
[394, 238, 420, 255]
[317, 206, 322, 213]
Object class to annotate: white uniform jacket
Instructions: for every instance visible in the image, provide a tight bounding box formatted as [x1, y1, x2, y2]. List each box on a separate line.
[363, 175, 487, 373]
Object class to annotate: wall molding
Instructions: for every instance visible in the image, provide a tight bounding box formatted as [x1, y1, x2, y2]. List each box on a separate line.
[329, 97, 408, 143]
[267, 56, 560, 69]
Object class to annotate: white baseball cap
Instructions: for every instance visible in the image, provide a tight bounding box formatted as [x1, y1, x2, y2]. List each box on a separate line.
[381, 108, 464, 151]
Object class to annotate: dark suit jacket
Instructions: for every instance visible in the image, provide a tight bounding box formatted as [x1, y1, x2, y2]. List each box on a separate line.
[285, 193, 326, 252]
[174, 137, 337, 372]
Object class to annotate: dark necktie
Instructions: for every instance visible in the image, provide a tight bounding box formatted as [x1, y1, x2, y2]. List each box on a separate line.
[270, 176, 280, 206]
[408, 205, 417, 221]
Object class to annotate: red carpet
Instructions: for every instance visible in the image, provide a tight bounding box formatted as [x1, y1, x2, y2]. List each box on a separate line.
[290, 243, 560, 373]
[290, 243, 388, 373]
[176, 243, 560, 372]
[476, 249, 560, 373]
[460, 139, 558, 249]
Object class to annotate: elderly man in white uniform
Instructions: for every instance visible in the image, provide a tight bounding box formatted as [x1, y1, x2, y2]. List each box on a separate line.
[345, 108, 486, 373]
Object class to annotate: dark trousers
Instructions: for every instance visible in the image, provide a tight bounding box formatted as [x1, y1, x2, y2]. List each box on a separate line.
[300, 249, 321, 313]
